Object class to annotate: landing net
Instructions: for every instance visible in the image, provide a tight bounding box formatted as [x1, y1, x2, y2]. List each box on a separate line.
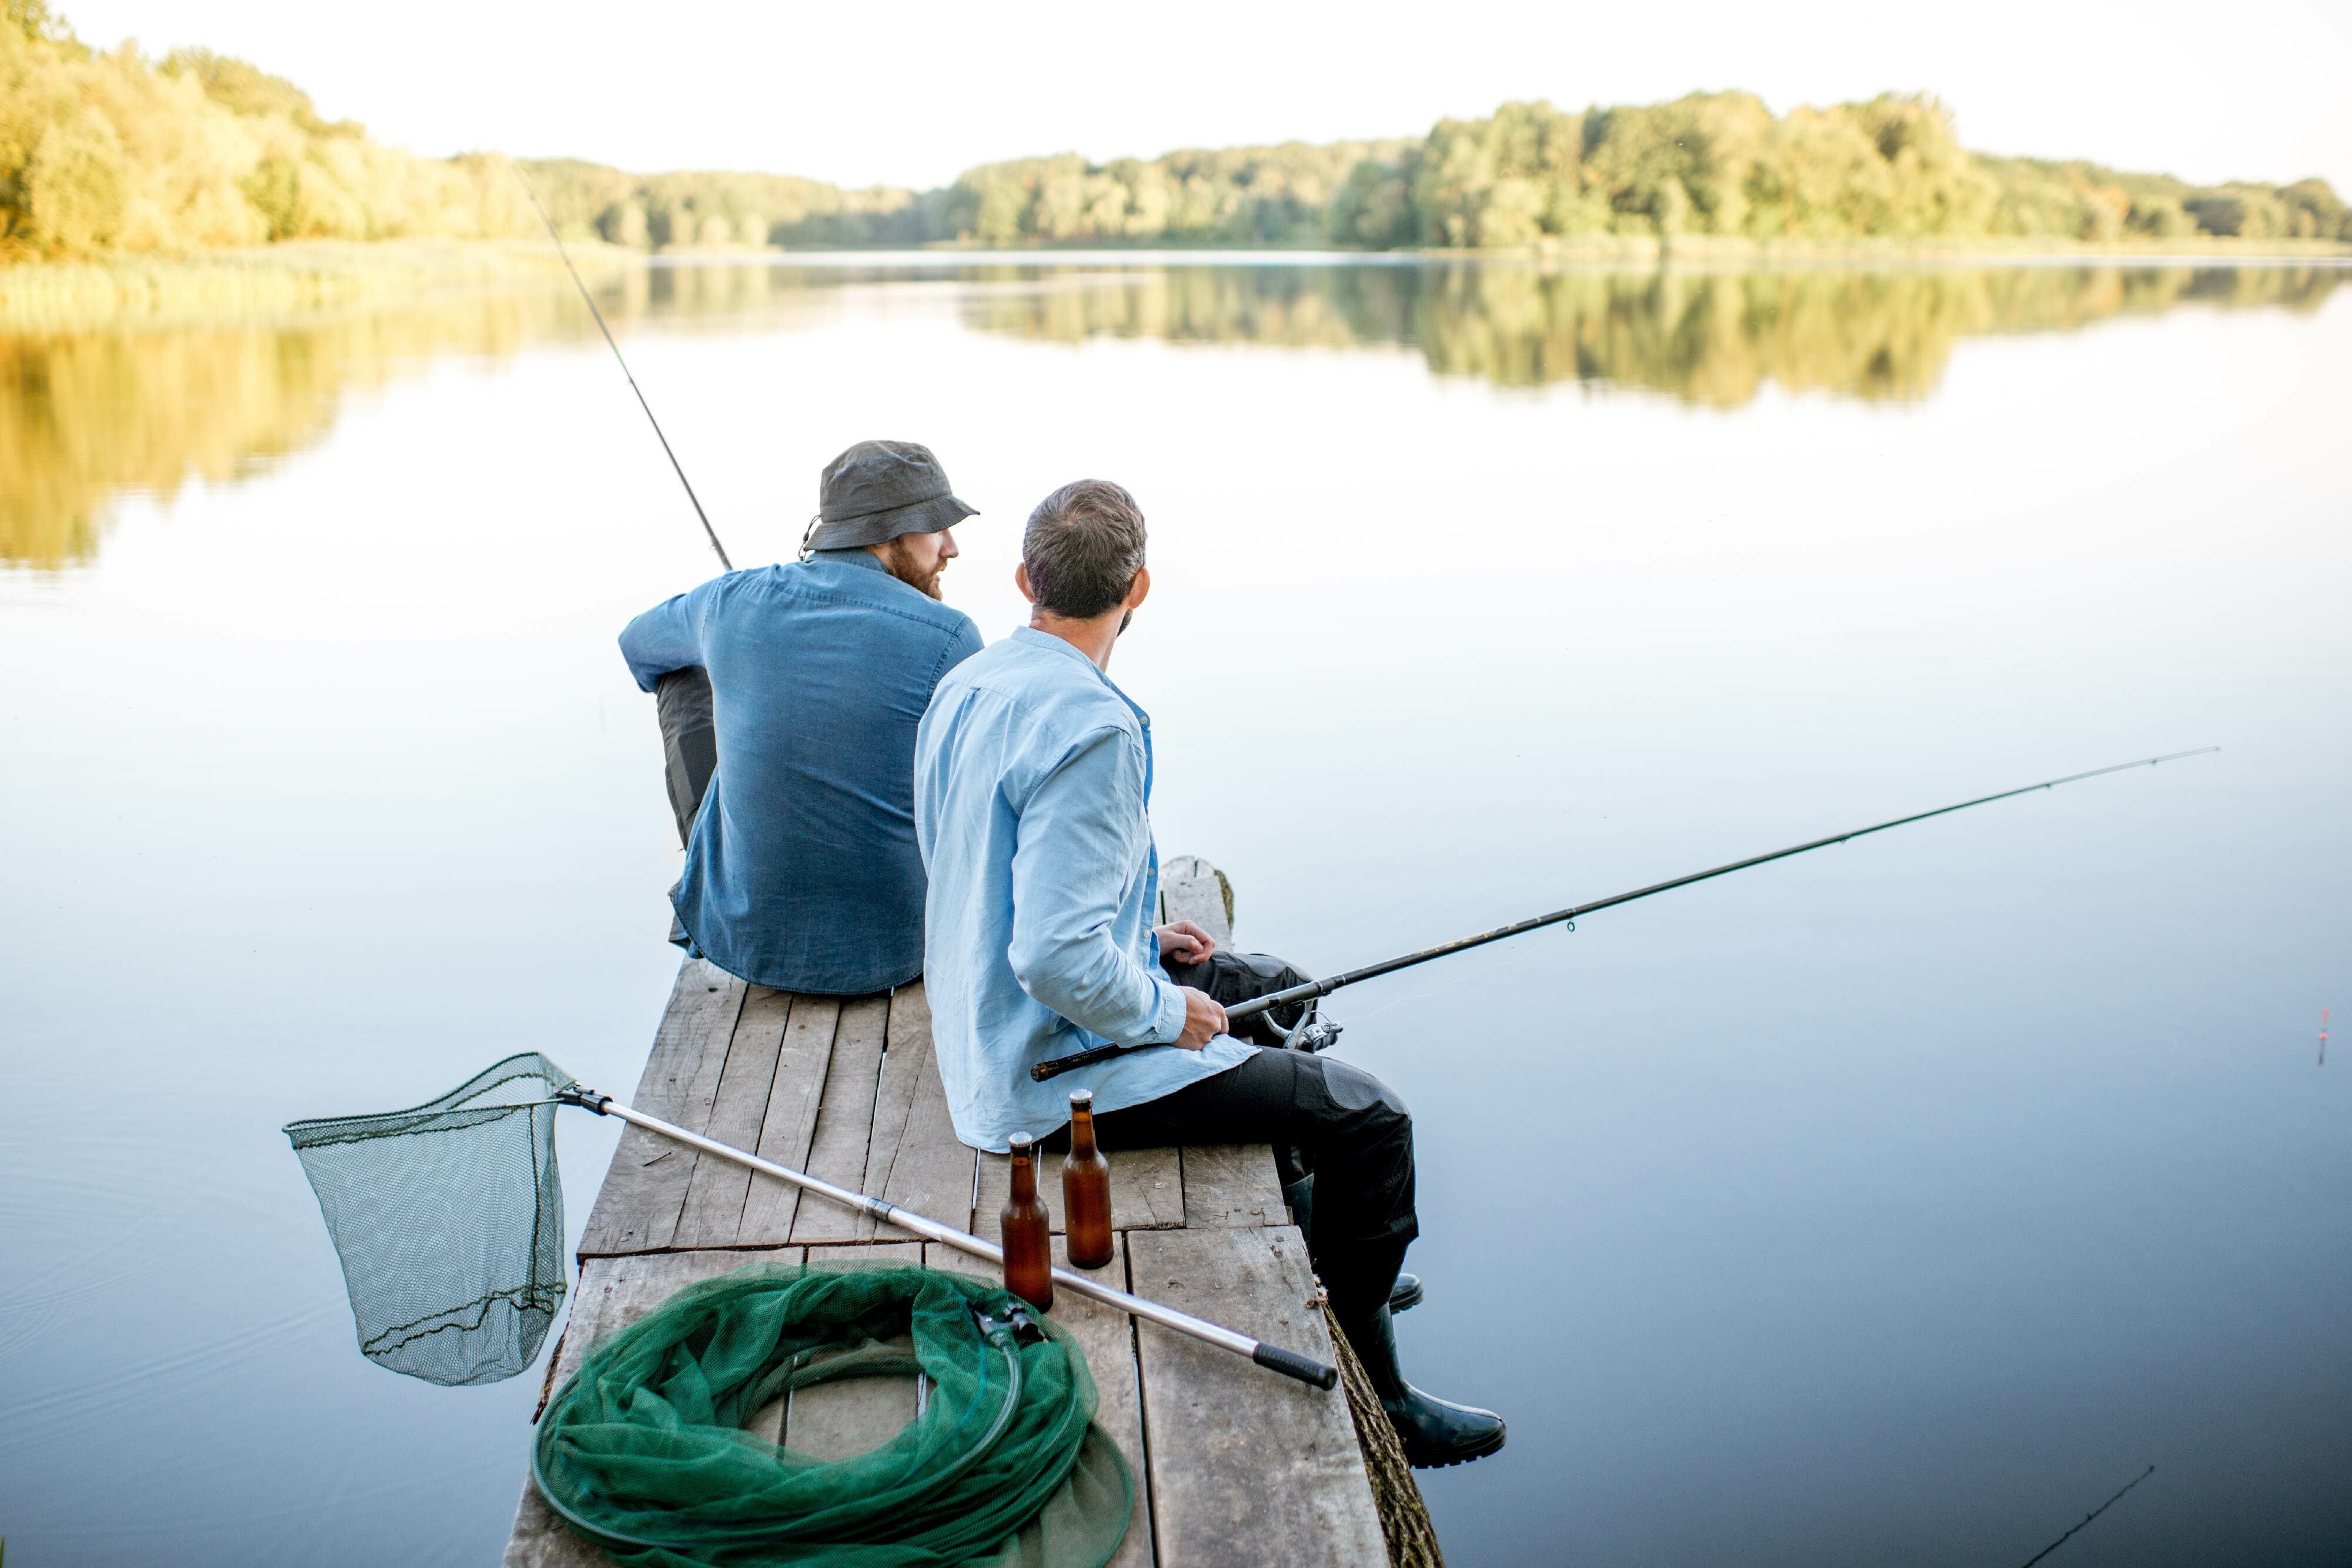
[284, 1052, 574, 1386]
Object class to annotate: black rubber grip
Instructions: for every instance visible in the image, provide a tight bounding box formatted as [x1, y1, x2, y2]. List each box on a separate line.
[1252, 1342, 1339, 1390]
[1031, 1043, 1124, 1081]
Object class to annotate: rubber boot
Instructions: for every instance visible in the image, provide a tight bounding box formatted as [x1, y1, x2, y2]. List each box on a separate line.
[1339, 1305, 1506, 1469]
[1288, 1175, 1422, 1313]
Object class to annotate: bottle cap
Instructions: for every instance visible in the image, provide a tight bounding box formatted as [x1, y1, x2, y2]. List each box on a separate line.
[1068, 1089, 1094, 1108]
[1008, 1132, 1034, 1154]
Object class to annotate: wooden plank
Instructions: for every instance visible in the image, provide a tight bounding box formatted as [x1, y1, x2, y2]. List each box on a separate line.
[974, 1144, 1185, 1241]
[786, 992, 891, 1245]
[859, 982, 978, 1242]
[503, 1249, 790, 1567]
[577, 959, 747, 1256]
[786, 1242, 926, 1459]
[1180, 1144, 1287, 1229]
[670, 986, 793, 1249]
[927, 1239, 1154, 1568]
[737, 995, 846, 1246]
[1157, 855, 1232, 947]
[1128, 1225, 1384, 1566]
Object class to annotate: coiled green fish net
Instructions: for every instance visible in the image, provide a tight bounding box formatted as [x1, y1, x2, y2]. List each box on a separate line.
[533, 1263, 1135, 1568]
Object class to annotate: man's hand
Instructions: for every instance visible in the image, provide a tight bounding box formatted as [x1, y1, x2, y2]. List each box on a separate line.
[1172, 985, 1227, 1050]
[1157, 920, 1218, 967]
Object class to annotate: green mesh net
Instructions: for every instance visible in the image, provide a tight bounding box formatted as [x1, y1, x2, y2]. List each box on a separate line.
[284, 1052, 574, 1387]
[534, 1263, 1134, 1568]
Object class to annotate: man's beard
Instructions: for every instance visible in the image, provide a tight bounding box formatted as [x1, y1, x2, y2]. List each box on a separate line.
[878, 539, 946, 600]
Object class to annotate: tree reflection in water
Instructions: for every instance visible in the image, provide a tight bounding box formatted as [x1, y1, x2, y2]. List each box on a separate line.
[4, 260, 2340, 569]
[960, 261, 2347, 403]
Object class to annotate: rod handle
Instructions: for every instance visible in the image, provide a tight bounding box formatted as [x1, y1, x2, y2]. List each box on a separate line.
[1252, 1342, 1339, 1390]
[1032, 1043, 1127, 1081]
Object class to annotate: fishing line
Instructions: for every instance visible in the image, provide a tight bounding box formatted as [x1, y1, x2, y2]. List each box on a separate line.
[513, 165, 733, 571]
[1336, 939, 1533, 1027]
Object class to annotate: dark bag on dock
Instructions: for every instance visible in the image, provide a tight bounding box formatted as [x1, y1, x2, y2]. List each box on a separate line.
[1162, 948, 1340, 1052]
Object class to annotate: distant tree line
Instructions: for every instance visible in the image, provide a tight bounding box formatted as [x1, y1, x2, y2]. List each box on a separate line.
[5, 1, 2346, 260]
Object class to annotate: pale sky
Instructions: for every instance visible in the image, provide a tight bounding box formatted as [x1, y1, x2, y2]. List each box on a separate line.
[61, 0, 2352, 195]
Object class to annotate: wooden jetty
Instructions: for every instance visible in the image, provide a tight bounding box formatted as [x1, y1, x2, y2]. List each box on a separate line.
[503, 860, 1405, 1566]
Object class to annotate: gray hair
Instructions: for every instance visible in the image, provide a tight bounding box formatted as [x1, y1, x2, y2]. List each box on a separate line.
[1021, 480, 1147, 619]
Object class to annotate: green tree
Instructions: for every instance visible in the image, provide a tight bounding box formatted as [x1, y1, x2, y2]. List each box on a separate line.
[26, 111, 125, 250]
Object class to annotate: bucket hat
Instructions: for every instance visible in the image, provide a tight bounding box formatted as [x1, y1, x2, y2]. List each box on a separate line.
[804, 440, 978, 552]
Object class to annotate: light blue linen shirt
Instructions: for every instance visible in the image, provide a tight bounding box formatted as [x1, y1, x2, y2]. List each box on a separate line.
[915, 627, 1255, 1152]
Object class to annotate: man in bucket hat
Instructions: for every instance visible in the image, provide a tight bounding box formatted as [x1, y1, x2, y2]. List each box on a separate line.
[619, 440, 983, 994]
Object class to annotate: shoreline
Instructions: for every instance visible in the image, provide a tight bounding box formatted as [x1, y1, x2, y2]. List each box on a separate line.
[0, 240, 629, 332]
[4, 234, 2345, 331]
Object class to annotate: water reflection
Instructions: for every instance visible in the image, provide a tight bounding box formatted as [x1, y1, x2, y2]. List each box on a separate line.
[0, 265, 824, 570]
[1, 299, 568, 570]
[959, 262, 2350, 402]
[4, 259, 2342, 569]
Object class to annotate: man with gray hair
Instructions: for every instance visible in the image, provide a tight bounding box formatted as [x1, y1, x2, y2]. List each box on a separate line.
[621, 439, 983, 995]
[915, 479, 1505, 1467]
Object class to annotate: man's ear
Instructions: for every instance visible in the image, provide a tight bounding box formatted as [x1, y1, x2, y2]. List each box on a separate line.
[1014, 561, 1035, 604]
[1124, 566, 1152, 611]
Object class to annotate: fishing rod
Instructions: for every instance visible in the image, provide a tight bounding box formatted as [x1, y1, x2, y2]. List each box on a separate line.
[1034, 747, 2221, 1082]
[514, 166, 733, 571]
[555, 1082, 1338, 1389]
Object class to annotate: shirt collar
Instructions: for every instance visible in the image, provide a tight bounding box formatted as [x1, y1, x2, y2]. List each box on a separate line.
[1011, 625, 1104, 669]
[1010, 627, 1149, 730]
[812, 548, 887, 575]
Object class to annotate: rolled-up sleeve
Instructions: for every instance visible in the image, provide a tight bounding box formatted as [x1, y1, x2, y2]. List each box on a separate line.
[1007, 728, 1187, 1045]
[618, 586, 708, 693]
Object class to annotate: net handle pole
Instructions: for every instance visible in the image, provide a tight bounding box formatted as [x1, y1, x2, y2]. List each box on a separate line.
[570, 1092, 1338, 1390]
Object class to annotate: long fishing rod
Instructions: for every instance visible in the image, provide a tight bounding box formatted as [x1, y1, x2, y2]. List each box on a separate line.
[1035, 747, 2220, 1082]
[514, 166, 733, 571]
[555, 1082, 1339, 1389]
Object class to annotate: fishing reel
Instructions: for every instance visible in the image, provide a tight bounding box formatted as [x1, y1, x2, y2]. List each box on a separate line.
[1271, 1001, 1342, 1055]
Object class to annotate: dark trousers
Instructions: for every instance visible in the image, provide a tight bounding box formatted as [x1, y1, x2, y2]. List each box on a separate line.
[1081, 951, 1419, 1319]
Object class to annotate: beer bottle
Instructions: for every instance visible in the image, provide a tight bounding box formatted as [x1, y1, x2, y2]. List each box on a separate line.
[1062, 1089, 1114, 1269]
[1000, 1132, 1053, 1310]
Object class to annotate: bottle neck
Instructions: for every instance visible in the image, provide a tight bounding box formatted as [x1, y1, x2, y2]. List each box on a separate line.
[1009, 1148, 1037, 1203]
[1069, 1106, 1098, 1159]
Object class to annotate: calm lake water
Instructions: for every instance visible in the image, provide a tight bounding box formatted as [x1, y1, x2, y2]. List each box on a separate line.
[3, 255, 2348, 1566]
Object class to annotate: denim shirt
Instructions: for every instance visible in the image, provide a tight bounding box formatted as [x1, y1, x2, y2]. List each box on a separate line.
[914, 627, 1255, 1152]
[620, 553, 983, 994]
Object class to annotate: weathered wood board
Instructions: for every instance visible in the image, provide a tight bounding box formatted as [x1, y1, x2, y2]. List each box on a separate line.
[1157, 854, 1235, 946]
[1180, 1144, 1288, 1229]
[575, 960, 747, 1257]
[1128, 1225, 1387, 1565]
[860, 983, 975, 1242]
[784, 992, 889, 1245]
[739, 994, 843, 1243]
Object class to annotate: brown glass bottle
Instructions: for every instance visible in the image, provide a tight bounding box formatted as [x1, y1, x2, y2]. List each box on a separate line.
[1062, 1089, 1115, 1269]
[1000, 1133, 1054, 1310]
